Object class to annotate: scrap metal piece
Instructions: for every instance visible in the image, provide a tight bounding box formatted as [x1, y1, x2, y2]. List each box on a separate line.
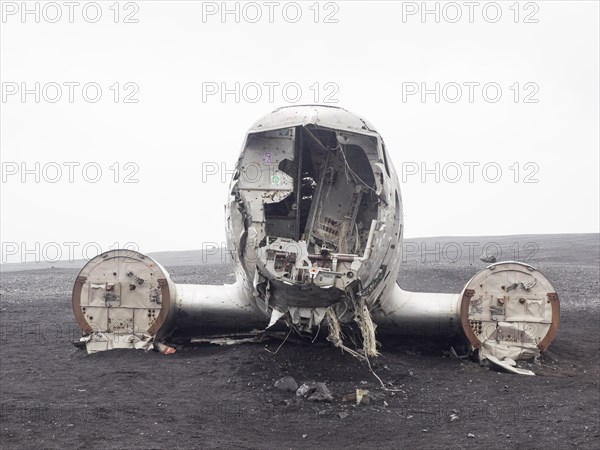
[82, 332, 153, 354]
[154, 341, 176, 354]
[267, 308, 285, 328]
[485, 354, 535, 376]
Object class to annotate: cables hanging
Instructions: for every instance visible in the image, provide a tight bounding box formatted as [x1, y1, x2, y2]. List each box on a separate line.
[303, 127, 377, 193]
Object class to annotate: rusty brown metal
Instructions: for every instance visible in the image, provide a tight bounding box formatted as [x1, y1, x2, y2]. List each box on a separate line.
[537, 292, 560, 351]
[459, 289, 481, 348]
[72, 275, 92, 334]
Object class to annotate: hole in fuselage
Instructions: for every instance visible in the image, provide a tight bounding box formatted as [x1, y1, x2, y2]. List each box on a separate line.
[260, 125, 378, 254]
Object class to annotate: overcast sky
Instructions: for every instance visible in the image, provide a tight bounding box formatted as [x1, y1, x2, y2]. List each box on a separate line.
[1, 1, 598, 263]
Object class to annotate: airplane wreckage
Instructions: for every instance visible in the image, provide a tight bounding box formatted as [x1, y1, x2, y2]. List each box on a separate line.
[72, 105, 560, 375]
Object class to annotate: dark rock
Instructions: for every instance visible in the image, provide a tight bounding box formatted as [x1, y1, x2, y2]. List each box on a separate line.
[274, 376, 298, 392]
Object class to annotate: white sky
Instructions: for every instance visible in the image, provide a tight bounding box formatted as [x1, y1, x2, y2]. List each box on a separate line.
[1, 1, 599, 263]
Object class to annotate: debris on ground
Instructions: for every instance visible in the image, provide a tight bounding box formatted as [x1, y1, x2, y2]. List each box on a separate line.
[504, 357, 517, 367]
[296, 382, 333, 402]
[154, 342, 176, 354]
[485, 354, 536, 376]
[342, 389, 371, 405]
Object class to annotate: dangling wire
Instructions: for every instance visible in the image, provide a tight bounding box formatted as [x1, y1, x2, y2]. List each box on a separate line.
[264, 328, 292, 355]
[325, 305, 406, 393]
[303, 127, 377, 193]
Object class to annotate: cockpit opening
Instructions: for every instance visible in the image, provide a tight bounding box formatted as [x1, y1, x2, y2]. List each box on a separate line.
[259, 125, 379, 255]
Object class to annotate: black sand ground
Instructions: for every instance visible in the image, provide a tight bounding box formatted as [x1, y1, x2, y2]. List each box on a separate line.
[1, 234, 598, 449]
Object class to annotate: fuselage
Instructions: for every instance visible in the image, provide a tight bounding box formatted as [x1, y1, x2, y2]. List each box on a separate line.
[225, 105, 403, 329]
